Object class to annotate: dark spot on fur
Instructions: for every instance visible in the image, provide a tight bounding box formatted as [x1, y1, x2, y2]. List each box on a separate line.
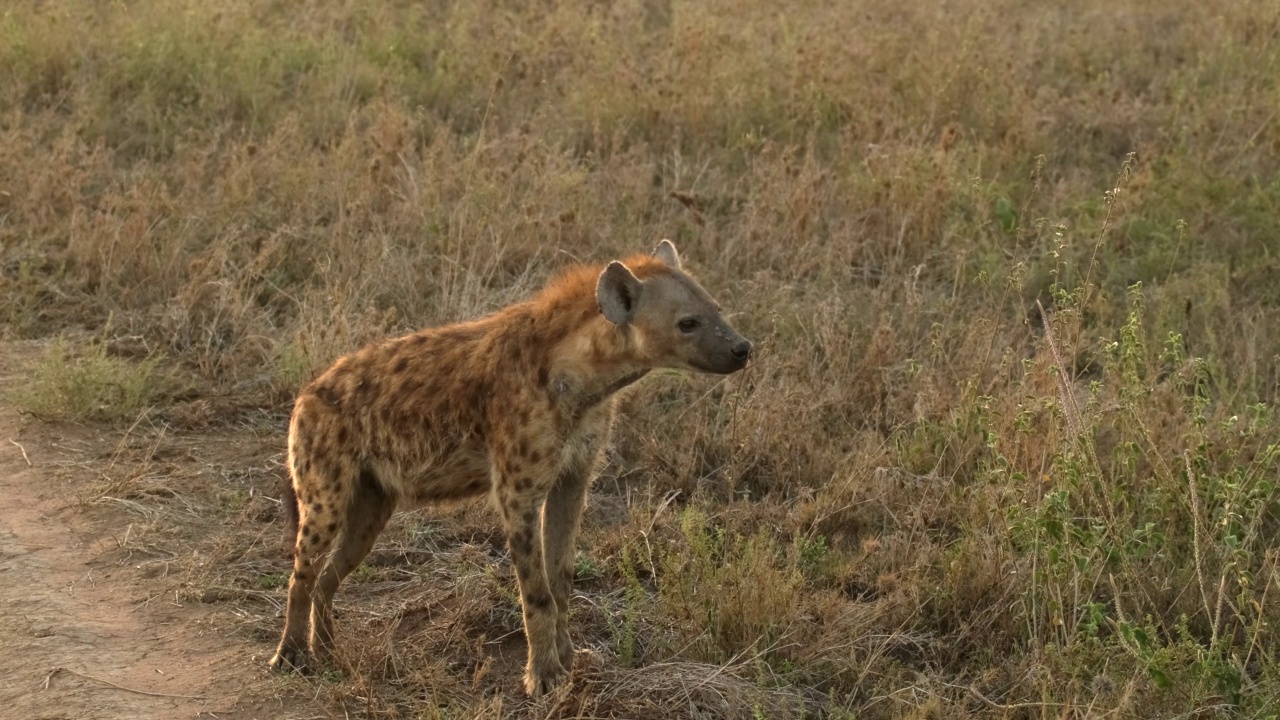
[522, 508, 538, 526]
[515, 476, 530, 492]
[393, 357, 409, 373]
[328, 521, 339, 534]
[314, 384, 341, 407]
[526, 592, 553, 611]
[517, 439, 529, 458]
[511, 531, 532, 556]
[537, 366, 549, 388]
[311, 502, 324, 514]
[302, 525, 312, 537]
[337, 427, 348, 444]
[528, 450, 541, 463]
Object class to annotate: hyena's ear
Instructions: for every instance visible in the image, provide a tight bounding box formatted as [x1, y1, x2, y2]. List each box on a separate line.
[597, 261, 643, 325]
[653, 239, 681, 269]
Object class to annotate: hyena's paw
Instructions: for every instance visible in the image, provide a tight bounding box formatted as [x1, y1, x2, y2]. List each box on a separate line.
[269, 644, 312, 675]
[523, 658, 568, 697]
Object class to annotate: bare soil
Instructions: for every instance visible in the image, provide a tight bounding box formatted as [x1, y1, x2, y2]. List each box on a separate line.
[0, 344, 330, 720]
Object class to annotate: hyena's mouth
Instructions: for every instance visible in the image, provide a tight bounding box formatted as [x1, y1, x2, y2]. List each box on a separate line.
[690, 355, 749, 375]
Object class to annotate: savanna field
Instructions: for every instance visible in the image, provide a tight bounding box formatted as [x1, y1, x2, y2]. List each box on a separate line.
[3, 0, 1280, 717]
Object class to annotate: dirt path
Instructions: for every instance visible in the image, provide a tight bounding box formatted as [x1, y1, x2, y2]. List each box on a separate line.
[0, 440, 303, 720]
[0, 352, 329, 719]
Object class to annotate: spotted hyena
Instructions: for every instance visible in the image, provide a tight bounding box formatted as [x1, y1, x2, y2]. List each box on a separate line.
[269, 240, 752, 695]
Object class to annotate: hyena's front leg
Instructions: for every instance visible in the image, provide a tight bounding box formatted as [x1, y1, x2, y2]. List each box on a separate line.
[494, 466, 564, 696]
[542, 429, 605, 670]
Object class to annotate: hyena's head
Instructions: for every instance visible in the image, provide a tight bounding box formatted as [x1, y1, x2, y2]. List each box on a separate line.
[596, 240, 752, 374]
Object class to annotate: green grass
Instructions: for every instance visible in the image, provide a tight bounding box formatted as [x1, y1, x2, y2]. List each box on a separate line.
[13, 339, 165, 423]
[3, 0, 1280, 716]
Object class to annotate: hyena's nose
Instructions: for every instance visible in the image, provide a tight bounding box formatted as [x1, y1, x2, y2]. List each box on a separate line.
[731, 339, 752, 362]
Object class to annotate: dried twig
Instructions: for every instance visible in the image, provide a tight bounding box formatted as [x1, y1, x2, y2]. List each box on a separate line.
[963, 683, 1062, 712]
[10, 439, 31, 466]
[1037, 300, 1082, 444]
[42, 666, 206, 700]
[1184, 452, 1217, 644]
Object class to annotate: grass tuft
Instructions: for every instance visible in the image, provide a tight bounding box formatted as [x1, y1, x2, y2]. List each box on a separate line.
[13, 339, 165, 423]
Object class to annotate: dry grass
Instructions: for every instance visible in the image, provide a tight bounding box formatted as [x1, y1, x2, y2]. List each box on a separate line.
[5, 0, 1280, 716]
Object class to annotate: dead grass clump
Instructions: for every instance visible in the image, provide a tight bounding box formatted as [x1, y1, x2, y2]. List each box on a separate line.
[549, 656, 821, 720]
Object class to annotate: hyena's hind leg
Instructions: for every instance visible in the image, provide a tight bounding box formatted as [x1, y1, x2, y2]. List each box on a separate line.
[270, 456, 356, 673]
[309, 468, 396, 657]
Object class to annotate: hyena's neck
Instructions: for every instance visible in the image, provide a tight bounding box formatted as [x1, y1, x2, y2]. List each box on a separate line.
[545, 316, 649, 418]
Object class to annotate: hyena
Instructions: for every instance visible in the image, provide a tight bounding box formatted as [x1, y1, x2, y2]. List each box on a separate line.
[269, 240, 751, 695]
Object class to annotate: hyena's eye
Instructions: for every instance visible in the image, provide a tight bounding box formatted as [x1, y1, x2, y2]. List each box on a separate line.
[677, 317, 700, 333]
